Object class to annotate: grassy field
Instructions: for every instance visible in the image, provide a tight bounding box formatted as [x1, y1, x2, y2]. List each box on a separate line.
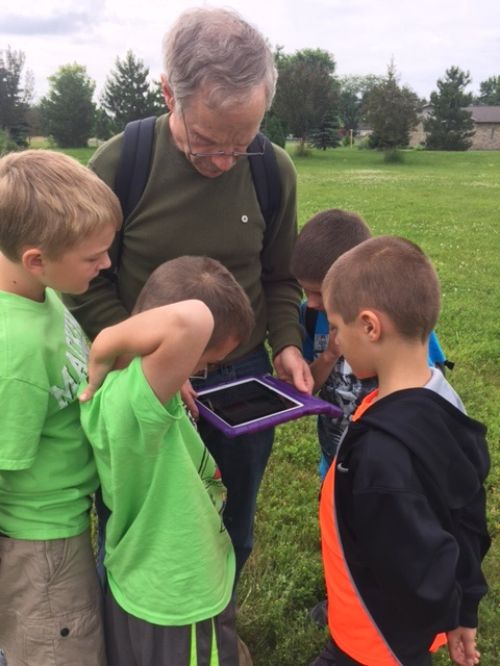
[238, 148, 500, 666]
[50, 141, 499, 665]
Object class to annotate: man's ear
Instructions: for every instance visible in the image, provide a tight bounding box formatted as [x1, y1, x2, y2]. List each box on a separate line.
[359, 309, 382, 342]
[160, 75, 175, 110]
[21, 248, 45, 276]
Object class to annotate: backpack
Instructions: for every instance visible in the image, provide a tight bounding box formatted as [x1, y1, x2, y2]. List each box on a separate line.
[112, 116, 282, 271]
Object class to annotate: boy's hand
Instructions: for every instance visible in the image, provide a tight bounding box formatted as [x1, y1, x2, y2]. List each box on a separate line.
[273, 345, 314, 394]
[79, 356, 115, 403]
[181, 380, 199, 419]
[447, 627, 480, 666]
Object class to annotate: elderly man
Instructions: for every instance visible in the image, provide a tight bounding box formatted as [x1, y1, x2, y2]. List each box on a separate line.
[67, 7, 312, 580]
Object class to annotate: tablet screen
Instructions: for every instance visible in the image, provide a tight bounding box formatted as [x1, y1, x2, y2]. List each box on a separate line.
[197, 379, 301, 426]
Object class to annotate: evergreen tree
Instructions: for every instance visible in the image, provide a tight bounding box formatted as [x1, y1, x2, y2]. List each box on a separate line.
[363, 63, 420, 150]
[40, 64, 95, 148]
[272, 48, 339, 153]
[94, 106, 113, 141]
[309, 110, 340, 150]
[424, 66, 475, 151]
[475, 75, 500, 105]
[0, 47, 33, 146]
[101, 51, 165, 133]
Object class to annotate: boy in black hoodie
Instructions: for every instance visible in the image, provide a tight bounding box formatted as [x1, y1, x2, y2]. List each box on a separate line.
[315, 236, 490, 666]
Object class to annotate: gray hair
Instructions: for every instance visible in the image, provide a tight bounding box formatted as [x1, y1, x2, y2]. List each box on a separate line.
[162, 7, 277, 111]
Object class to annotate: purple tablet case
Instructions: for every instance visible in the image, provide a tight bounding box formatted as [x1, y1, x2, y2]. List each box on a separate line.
[195, 374, 342, 438]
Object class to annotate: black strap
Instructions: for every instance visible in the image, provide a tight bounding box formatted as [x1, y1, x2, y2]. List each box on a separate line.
[247, 132, 281, 229]
[304, 306, 319, 340]
[115, 116, 157, 220]
[112, 120, 281, 273]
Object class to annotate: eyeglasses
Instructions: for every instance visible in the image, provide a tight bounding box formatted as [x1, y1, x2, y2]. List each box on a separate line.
[182, 113, 265, 159]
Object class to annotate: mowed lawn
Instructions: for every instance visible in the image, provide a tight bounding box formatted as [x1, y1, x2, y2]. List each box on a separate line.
[238, 148, 500, 666]
[60, 143, 499, 665]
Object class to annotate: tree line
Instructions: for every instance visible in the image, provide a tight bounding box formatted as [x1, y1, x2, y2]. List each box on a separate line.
[1, 45, 500, 152]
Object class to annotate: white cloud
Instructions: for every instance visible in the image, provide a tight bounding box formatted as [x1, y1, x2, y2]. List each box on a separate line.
[1, 0, 499, 100]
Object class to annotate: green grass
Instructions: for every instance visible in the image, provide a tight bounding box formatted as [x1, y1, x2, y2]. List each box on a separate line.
[49, 142, 499, 665]
[29, 135, 95, 163]
[238, 147, 500, 666]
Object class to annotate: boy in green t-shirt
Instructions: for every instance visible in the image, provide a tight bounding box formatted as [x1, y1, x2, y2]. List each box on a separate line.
[0, 150, 122, 665]
[79, 256, 255, 666]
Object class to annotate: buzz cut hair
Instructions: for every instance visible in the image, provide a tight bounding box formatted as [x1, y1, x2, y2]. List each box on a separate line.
[323, 236, 440, 342]
[291, 209, 372, 283]
[0, 150, 122, 261]
[133, 255, 255, 350]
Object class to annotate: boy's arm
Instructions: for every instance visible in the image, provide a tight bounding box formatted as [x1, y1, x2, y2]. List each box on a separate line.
[81, 301, 214, 404]
[351, 435, 462, 626]
[300, 305, 339, 393]
[309, 336, 340, 393]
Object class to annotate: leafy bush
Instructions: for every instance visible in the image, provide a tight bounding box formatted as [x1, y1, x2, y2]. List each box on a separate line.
[383, 148, 405, 163]
[0, 129, 19, 155]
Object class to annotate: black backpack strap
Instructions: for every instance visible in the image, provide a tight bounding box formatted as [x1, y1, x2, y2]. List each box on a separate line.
[115, 116, 157, 219]
[110, 123, 278, 275]
[247, 133, 281, 229]
[304, 306, 319, 341]
[111, 116, 156, 272]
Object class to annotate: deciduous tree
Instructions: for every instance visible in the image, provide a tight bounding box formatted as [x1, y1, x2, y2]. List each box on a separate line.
[40, 64, 95, 147]
[475, 75, 500, 106]
[0, 46, 33, 146]
[338, 75, 383, 134]
[272, 48, 339, 153]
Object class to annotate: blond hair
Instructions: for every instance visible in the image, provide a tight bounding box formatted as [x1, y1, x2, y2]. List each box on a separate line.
[0, 150, 122, 261]
[134, 256, 255, 349]
[323, 236, 440, 342]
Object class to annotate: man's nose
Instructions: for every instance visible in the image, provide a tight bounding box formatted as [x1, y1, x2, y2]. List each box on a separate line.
[210, 154, 237, 172]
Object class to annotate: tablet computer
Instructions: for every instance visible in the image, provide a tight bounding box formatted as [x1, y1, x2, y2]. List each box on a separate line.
[195, 374, 342, 438]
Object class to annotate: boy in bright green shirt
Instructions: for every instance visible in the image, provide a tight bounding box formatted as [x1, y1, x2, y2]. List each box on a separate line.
[79, 256, 255, 666]
[0, 149, 122, 664]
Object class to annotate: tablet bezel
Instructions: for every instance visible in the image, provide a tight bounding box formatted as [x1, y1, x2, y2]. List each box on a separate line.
[195, 374, 343, 438]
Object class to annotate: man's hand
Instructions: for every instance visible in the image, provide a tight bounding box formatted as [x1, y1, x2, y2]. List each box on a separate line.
[447, 627, 480, 666]
[273, 345, 314, 394]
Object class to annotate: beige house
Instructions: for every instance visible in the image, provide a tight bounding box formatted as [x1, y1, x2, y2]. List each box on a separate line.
[410, 105, 500, 150]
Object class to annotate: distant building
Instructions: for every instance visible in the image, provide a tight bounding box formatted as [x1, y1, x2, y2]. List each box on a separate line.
[410, 105, 500, 150]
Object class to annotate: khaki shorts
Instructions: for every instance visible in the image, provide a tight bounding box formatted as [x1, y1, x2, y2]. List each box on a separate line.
[0, 530, 106, 666]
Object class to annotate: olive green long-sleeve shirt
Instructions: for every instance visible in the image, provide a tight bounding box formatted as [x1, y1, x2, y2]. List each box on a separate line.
[66, 114, 302, 360]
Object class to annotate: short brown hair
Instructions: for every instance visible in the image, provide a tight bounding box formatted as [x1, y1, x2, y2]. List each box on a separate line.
[0, 150, 122, 261]
[291, 209, 371, 283]
[323, 236, 440, 342]
[134, 256, 255, 349]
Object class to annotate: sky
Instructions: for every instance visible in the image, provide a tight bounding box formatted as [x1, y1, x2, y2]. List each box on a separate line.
[1, 0, 499, 102]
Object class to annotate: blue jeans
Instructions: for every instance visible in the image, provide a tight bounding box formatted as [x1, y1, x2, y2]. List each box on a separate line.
[191, 345, 274, 581]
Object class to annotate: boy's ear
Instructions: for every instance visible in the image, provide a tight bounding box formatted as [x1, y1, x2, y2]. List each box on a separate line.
[359, 309, 382, 342]
[21, 248, 45, 276]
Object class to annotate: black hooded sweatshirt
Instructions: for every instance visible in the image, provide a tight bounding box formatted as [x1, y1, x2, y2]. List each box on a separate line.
[332, 387, 490, 664]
